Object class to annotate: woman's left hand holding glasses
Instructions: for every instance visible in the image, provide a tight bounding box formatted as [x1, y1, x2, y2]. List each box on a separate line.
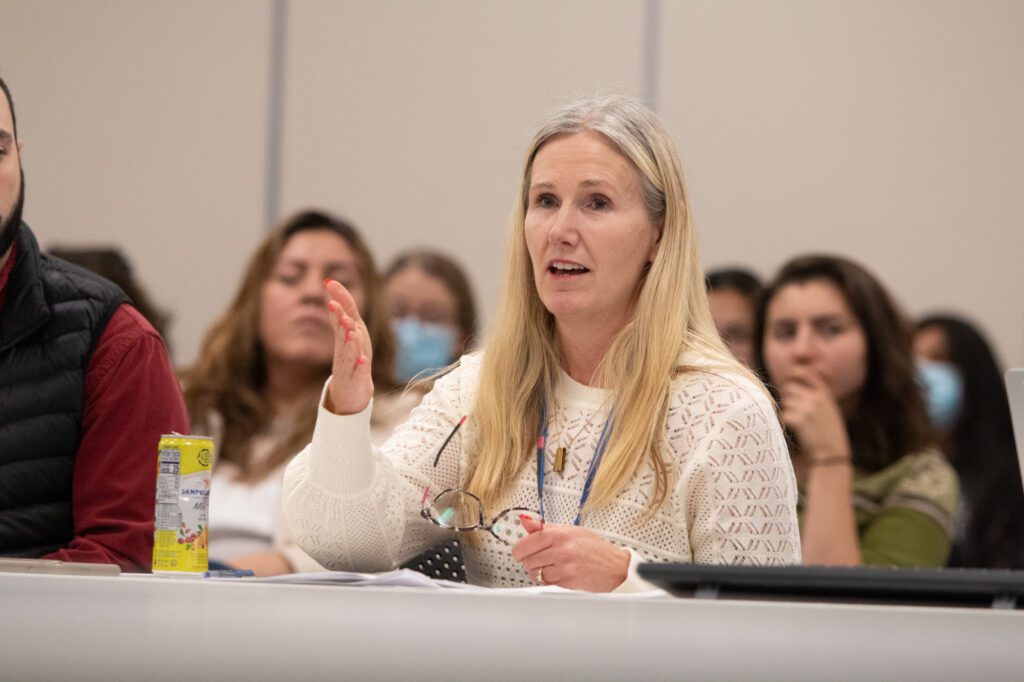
[512, 515, 630, 592]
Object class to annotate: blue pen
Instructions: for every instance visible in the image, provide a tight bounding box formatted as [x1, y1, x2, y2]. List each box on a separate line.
[204, 569, 255, 578]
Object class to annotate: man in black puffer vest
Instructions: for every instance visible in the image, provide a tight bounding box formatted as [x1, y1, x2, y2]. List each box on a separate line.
[0, 76, 190, 570]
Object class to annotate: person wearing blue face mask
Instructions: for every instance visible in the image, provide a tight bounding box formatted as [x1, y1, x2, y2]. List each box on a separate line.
[384, 250, 477, 383]
[391, 317, 459, 382]
[916, 359, 964, 431]
[915, 314, 1024, 569]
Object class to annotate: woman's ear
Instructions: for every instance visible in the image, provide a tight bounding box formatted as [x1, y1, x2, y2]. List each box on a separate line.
[648, 220, 663, 263]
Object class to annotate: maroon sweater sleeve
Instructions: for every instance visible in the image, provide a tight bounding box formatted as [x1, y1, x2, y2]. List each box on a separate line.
[41, 304, 190, 570]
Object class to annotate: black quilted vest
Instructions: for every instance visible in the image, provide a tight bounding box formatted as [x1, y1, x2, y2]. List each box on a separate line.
[0, 224, 126, 556]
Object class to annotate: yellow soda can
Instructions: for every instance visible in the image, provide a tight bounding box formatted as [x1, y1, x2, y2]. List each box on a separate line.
[152, 434, 213, 575]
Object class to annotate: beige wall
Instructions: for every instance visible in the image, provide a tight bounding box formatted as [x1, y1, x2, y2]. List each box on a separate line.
[0, 0, 272, 364]
[1, 0, 1021, 367]
[660, 0, 1024, 367]
[279, 0, 645, 325]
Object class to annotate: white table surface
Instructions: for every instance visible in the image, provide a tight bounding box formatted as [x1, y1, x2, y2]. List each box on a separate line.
[1, 571, 1021, 681]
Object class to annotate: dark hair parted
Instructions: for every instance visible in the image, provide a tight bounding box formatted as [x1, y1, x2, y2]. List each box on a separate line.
[705, 267, 763, 301]
[915, 314, 1024, 568]
[753, 254, 933, 473]
[49, 246, 172, 350]
[384, 249, 478, 352]
[182, 209, 395, 479]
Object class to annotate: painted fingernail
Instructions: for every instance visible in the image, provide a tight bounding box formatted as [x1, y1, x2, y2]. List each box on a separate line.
[356, 356, 367, 366]
[519, 514, 532, 523]
[323, 277, 333, 287]
[327, 301, 339, 312]
[345, 330, 354, 341]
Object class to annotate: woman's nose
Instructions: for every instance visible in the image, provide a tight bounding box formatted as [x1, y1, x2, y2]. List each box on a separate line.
[789, 325, 817, 360]
[547, 205, 579, 246]
[301, 273, 328, 303]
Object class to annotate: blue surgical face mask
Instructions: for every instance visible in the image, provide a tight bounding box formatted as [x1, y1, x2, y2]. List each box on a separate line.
[917, 360, 964, 430]
[392, 317, 458, 383]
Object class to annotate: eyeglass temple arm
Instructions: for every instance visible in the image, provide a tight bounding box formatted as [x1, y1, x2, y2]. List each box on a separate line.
[432, 415, 467, 467]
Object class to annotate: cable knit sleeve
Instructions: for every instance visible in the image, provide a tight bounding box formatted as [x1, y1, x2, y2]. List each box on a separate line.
[281, 367, 467, 572]
[671, 370, 802, 566]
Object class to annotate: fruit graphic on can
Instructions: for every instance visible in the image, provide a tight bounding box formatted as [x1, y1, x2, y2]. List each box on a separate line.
[152, 434, 213, 575]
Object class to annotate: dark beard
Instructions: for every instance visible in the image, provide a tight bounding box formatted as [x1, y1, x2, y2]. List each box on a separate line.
[0, 168, 25, 257]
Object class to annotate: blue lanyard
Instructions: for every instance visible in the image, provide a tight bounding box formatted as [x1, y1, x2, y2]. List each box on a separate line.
[537, 398, 614, 526]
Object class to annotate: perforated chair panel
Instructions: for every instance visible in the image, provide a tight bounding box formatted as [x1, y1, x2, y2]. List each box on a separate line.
[402, 539, 467, 583]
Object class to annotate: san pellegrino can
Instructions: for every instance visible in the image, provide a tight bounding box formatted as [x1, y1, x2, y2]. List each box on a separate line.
[152, 434, 213, 575]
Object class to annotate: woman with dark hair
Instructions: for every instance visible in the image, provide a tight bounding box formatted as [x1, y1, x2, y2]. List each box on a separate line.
[705, 267, 763, 369]
[182, 209, 397, 575]
[384, 249, 478, 383]
[915, 314, 1024, 568]
[754, 254, 958, 567]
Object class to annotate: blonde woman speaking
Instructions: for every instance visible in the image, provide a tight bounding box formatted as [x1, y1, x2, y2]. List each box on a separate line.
[283, 96, 800, 591]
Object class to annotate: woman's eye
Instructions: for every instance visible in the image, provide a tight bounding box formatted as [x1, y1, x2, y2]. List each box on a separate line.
[589, 195, 611, 210]
[770, 324, 795, 341]
[821, 324, 845, 337]
[723, 326, 752, 344]
[274, 271, 302, 286]
[535, 194, 558, 208]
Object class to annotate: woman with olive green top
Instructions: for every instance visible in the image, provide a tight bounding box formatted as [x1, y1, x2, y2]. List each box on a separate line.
[756, 255, 958, 568]
[801, 450, 958, 567]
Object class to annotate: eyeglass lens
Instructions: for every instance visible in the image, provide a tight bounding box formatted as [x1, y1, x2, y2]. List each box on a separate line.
[429, 490, 483, 529]
[489, 508, 543, 545]
[428, 490, 543, 546]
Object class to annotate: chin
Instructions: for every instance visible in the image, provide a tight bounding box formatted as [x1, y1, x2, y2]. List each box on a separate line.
[539, 293, 587, 319]
[282, 345, 333, 368]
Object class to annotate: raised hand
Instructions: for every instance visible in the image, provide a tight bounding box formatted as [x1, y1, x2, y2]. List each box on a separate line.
[511, 515, 630, 592]
[323, 278, 374, 415]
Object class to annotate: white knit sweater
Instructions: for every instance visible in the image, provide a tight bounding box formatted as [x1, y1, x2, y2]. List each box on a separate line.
[282, 353, 801, 591]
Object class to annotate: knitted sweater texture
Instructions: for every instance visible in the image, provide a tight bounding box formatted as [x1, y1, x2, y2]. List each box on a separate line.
[283, 353, 801, 590]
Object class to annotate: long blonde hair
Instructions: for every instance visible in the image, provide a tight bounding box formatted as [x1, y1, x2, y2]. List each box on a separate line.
[467, 95, 748, 515]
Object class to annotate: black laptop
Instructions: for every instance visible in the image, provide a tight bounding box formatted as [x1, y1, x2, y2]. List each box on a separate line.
[638, 562, 1024, 609]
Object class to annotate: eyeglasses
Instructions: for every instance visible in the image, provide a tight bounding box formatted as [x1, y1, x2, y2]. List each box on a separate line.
[419, 416, 544, 546]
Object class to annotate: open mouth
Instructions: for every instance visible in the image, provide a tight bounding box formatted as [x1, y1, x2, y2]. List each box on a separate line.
[547, 261, 590, 277]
